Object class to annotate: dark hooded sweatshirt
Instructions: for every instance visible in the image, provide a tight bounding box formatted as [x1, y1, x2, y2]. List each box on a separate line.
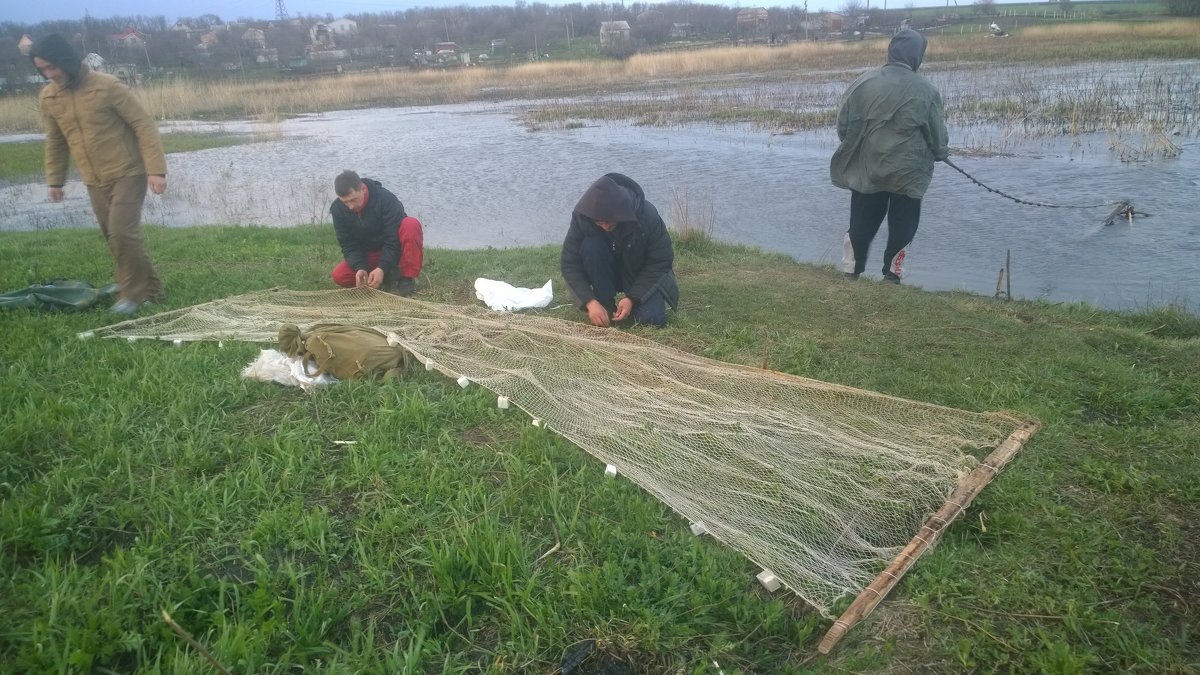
[560, 173, 680, 310]
[829, 29, 949, 199]
[329, 177, 407, 278]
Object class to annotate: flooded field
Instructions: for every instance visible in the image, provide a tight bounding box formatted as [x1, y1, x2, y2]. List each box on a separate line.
[2, 60, 1197, 312]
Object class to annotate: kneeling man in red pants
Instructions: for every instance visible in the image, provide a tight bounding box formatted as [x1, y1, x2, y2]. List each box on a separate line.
[330, 170, 424, 296]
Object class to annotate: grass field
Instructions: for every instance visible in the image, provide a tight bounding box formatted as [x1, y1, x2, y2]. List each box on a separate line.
[0, 133, 256, 181]
[1, 225, 1196, 672]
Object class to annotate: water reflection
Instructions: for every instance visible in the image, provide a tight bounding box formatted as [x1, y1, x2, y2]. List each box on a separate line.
[2, 87, 1197, 313]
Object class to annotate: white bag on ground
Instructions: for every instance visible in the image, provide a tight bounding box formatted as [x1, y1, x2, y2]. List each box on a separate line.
[474, 278, 553, 312]
[241, 349, 339, 391]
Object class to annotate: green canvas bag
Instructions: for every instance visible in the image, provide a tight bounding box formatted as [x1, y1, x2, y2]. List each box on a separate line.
[0, 279, 119, 312]
[278, 323, 411, 381]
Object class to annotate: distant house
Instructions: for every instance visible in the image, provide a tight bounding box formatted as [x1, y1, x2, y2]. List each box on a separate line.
[670, 23, 695, 39]
[110, 63, 139, 81]
[255, 48, 279, 64]
[83, 52, 106, 71]
[242, 28, 266, 49]
[809, 12, 845, 34]
[736, 8, 770, 36]
[170, 21, 192, 33]
[434, 41, 457, 54]
[599, 21, 631, 51]
[108, 28, 147, 49]
[195, 32, 220, 51]
[309, 23, 336, 48]
[328, 18, 358, 36]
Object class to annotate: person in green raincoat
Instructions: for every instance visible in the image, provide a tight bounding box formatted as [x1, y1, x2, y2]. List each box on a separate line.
[830, 29, 949, 283]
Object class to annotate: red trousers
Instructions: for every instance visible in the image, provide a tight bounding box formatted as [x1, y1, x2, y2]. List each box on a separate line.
[331, 216, 424, 287]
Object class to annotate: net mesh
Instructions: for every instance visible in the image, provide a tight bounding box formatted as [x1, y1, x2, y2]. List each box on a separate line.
[89, 287, 1026, 617]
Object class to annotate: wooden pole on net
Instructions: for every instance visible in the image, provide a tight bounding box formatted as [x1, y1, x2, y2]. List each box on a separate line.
[817, 419, 1041, 654]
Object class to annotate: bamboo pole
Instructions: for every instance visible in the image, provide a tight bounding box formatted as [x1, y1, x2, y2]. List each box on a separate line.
[817, 419, 1041, 654]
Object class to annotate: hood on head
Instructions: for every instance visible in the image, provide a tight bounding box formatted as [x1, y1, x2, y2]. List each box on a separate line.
[573, 173, 643, 225]
[886, 29, 927, 72]
[29, 33, 83, 86]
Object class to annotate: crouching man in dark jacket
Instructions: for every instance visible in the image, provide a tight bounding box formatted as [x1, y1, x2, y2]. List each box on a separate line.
[330, 170, 424, 296]
[561, 174, 679, 327]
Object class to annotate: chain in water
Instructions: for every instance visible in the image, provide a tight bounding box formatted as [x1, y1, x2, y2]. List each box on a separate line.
[943, 158, 1121, 209]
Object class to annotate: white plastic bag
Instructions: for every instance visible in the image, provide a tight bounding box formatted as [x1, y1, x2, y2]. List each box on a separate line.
[241, 349, 339, 391]
[474, 278, 553, 312]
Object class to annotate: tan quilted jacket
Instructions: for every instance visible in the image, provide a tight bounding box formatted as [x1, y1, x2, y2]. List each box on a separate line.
[38, 68, 166, 187]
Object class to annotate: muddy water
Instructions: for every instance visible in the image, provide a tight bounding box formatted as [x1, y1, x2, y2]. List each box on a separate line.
[2, 73, 1198, 312]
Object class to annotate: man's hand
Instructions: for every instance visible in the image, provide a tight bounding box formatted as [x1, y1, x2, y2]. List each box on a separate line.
[48, 187, 64, 203]
[612, 297, 633, 322]
[585, 300, 611, 327]
[147, 175, 167, 195]
[355, 269, 369, 288]
[366, 268, 385, 289]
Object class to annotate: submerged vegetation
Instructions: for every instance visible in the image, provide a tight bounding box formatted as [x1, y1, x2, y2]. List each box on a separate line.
[0, 225, 1197, 672]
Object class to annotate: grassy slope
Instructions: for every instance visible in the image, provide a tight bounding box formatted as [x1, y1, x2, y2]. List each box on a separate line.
[0, 225, 1197, 673]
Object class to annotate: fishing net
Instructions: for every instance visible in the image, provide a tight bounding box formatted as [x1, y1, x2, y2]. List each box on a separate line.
[87, 287, 1026, 617]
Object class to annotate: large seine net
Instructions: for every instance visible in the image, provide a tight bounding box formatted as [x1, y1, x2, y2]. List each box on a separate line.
[90, 287, 1025, 617]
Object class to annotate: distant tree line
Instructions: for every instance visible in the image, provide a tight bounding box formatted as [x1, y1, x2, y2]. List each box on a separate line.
[1165, 0, 1199, 16]
[0, 2, 830, 80]
[1, 0, 1191, 82]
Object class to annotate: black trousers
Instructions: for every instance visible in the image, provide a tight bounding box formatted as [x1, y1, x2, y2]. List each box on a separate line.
[843, 190, 922, 277]
[579, 234, 668, 326]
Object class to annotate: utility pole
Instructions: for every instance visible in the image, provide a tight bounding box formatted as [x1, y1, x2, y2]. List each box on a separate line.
[275, 0, 288, 22]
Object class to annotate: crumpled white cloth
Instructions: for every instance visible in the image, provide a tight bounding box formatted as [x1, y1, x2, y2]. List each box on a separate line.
[474, 278, 553, 312]
[241, 349, 339, 391]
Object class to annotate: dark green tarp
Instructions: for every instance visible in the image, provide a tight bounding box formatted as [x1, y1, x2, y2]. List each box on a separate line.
[0, 280, 119, 312]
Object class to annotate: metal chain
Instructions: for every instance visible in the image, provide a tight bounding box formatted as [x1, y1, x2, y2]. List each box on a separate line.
[943, 158, 1121, 209]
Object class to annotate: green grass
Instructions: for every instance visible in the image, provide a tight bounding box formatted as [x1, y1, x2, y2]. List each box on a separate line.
[1, 225, 1197, 673]
[0, 133, 255, 181]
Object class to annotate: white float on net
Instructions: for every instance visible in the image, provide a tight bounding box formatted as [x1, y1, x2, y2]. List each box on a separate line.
[756, 569, 781, 592]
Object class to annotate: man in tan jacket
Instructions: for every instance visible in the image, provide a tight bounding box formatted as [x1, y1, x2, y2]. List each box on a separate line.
[30, 34, 167, 314]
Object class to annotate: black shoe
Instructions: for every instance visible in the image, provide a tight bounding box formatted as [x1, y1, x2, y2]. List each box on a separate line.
[881, 273, 901, 284]
[843, 272, 860, 281]
[393, 277, 416, 297]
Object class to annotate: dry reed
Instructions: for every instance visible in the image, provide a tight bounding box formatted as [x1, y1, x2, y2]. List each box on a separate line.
[0, 19, 1195, 134]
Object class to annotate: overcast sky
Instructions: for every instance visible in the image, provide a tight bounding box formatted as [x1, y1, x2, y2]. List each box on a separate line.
[5, 0, 998, 27]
